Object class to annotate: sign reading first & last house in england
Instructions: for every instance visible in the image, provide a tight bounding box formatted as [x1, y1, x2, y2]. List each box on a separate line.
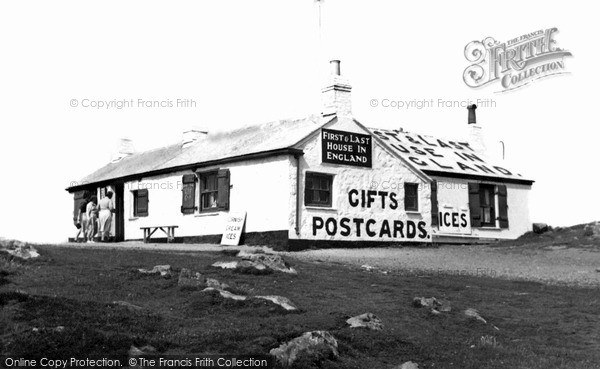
[321, 128, 372, 168]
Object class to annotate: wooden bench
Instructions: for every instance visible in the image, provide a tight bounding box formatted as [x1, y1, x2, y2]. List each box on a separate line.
[141, 226, 179, 243]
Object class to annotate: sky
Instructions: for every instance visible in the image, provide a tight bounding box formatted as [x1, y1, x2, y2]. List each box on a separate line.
[0, 0, 598, 243]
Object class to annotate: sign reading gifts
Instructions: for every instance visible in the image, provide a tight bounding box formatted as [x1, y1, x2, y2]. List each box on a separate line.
[312, 188, 430, 241]
[322, 129, 372, 168]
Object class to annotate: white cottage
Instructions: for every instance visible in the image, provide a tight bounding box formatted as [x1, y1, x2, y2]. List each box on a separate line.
[67, 61, 533, 250]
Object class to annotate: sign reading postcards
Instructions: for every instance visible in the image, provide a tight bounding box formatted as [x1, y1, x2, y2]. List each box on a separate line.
[321, 129, 372, 168]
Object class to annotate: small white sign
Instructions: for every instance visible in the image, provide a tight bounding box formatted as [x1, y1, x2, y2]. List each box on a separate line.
[221, 211, 247, 246]
[438, 206, 471, 235]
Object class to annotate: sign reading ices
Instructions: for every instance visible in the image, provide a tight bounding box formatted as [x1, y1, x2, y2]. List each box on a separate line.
[463, 28, 572, 92]
[322, 128, 372, 168]
[312, 188, 430, 240]
[438, 206, 471, 235]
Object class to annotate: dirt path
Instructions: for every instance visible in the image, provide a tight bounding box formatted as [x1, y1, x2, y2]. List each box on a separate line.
[286, 245, 600, 286]
[55, 241, 600, 286]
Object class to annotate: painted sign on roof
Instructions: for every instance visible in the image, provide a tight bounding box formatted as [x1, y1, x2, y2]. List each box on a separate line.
[370, 128, 530, 182]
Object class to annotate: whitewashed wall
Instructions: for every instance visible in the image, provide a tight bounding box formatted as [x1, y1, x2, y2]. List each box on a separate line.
[432, 176, 531, 240]
[290, 117, 433, 243]
[122, 155, 293, 240]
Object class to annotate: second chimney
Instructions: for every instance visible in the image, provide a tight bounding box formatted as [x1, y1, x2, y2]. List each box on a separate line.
[321, 60, 352, 117]
[467, 104, 486, 153]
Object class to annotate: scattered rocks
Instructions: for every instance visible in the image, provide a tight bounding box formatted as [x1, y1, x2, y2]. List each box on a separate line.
[201, 287, 247, 301]
[254, 295, 299, 311]
[237, 251, 297, 274]
[177, 268, 204, 289]
[393, 361, 419, 369]
[464, 308, 487, 324]
[137, 265, 172, 278]
[532, 223, 549, 234]
[112, 301, 143, 310]
[270, 331, 338, 368]
[346, 313, 383, 331]
[0, 240, 40, 260]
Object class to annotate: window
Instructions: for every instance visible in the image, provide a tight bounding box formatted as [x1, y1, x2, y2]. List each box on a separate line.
[305, 172, 333, 207]
[181, 174, 197, 214]
[133, 189, 148, 217]
[468, 183, 509, 229]
[198, 169, 230, 212]
[479, 184, 495, 227]
[404, 183, 419, 211]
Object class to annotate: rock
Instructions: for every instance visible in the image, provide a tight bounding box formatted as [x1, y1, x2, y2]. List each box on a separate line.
[412, 297, 441, 308]
[212, 261, 239, 269]
[212, 260, 273, 275]
[464, 308, 487, 324]
[237, 251, 297, 274]
[205, 278, 230, 290]
[393, 361, 419, 369]
[201, 287, 247, 301]
[439, 305, 452, 312]
[532, 223, 549, 234]
[129, 344, 156, 357]
[177, 268, 204, 289]
[2, 242, 40, 260]
[361, 264, 375, 272]
[583, 223, 600, 237]
[270, 331, 338, 368]
[138, 265, 172, 278]
[112, 301, 143, 310]
[346, 313, 383, 330]
[254, 295, 299, 311]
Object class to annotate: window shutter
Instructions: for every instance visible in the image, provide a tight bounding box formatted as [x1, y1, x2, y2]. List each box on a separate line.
[431, 180, 438, 227]
[181, 174, 197, 214]
[497, 185, 509, 228]
[468, 183, 481, 228]
[217, 169, 230, 210]
[137, 189, 149, 216]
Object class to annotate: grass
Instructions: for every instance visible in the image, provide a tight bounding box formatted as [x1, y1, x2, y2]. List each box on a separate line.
[1, 245, 599, 368]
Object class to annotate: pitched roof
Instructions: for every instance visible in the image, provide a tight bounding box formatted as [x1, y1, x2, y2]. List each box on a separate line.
[68, 115, 327, 191]
[370, 127, 533, 184]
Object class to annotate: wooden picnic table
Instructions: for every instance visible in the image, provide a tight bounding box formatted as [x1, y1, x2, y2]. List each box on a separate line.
[140, 225, 179, 243]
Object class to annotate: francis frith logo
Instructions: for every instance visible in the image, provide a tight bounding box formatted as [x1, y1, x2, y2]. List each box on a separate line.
[463, 28, 572, 92]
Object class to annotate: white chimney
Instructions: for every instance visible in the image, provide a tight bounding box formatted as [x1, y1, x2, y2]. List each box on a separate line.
[467, 104, 486, 153]
[111, 138, 135, 163]
[321, 60, 352, 117]
[182, 126, 208, 148]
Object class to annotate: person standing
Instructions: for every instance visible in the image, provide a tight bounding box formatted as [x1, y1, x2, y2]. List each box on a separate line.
[98, 191, 114, 242]
[86, 196, 98, 242]
[74, 196, 89, 242]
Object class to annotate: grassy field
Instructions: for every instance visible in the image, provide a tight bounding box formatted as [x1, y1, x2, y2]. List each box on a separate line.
[1, 245, 599, 369]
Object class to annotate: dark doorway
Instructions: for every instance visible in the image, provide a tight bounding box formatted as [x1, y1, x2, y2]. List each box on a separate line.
[115, 183, 125, 241]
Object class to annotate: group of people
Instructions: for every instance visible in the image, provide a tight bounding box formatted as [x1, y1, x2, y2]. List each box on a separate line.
[74, 191, 115, 242]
